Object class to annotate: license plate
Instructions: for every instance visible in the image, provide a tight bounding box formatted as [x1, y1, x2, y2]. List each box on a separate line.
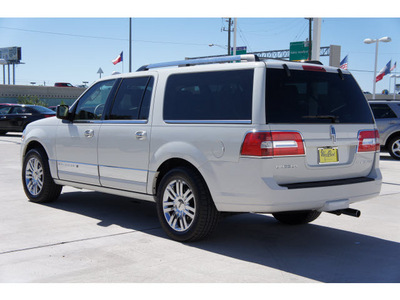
[318, 147, 338, 164]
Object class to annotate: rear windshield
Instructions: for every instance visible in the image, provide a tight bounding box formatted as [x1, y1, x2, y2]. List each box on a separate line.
[266, 68, 374, 124]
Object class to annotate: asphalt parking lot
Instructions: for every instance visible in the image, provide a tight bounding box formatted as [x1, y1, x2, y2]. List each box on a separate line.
[0, 133, 399, 283]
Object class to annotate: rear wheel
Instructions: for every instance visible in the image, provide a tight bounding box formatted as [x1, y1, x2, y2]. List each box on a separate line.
[272, 210, 321, 225]
[156, 167, 219, 242]
[387, 135, 400, 160]
[22, 148, 62, 203]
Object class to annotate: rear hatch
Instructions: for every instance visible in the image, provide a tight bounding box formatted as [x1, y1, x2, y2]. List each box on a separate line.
[246, 63, 378, 185]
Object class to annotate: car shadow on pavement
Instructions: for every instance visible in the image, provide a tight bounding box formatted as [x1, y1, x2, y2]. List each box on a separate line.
[45, 190, 400, 283]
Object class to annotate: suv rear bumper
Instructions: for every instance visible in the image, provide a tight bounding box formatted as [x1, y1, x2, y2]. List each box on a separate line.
[202, 156, 382, 213]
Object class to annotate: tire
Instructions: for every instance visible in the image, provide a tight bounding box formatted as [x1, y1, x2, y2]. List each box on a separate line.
[22, 148, 62, 203]
[387, 135, 400, 160]
[156, 167, 219, 242]
[272, 210, 321, 225]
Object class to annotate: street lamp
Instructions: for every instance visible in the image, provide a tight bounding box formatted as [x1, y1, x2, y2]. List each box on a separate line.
[363, 36, 392, 99]
[209, 44, 227, 50]
[390, 74, 400, 100]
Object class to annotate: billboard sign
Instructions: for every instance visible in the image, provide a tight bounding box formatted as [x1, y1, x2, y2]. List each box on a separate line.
[0, 47, 22, 63]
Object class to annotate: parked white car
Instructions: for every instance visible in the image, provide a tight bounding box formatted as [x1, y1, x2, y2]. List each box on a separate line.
[21, 55, 382, 242]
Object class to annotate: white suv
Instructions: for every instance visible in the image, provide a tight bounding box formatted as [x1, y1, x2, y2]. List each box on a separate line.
[21, 55, 382, 242]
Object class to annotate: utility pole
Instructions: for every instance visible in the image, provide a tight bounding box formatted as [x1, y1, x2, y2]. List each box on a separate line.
[233, 18, 237, 56]
[228, 18, 232, 55]
[129, 18, 132, 73]
[222, 18, 233, 55]
[307, 18, 313, 60]
[311, 18, 321, 61]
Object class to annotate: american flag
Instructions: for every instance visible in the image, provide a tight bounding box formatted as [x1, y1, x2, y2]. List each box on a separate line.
[340, 55, 348, 70]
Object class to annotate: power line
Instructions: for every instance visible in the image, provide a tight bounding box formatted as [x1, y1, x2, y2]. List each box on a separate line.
[0, 26, 208, 47]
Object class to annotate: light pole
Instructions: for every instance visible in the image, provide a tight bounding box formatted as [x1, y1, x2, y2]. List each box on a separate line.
[390, 74, 400, 100]
[364, 36, 392, 99]
[209, 44, 227, 50]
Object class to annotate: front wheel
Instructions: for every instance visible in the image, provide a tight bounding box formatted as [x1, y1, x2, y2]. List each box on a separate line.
[156, 167, 219, 242]
[272, 210, 321, 225]
[22, 148, 62, 203]
[387, 135, 400, 160]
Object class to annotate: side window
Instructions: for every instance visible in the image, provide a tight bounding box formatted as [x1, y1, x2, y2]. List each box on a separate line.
[370, 104, 397, 119]
[109, 76, 154, 120]
[74, 79, 116, 121]
[164, 70, 253, 121]
[0, 107, 11, 114]
[11, 106, 28, 114]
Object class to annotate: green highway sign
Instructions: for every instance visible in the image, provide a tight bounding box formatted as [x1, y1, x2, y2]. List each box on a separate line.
[231, 46, 247, 55]
[290, 41, 310, 61]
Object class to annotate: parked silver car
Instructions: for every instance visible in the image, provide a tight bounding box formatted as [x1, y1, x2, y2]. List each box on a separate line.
[369, 100, 400, 159]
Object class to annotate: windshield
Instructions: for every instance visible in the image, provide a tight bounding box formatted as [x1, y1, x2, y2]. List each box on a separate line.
[265, 68, 374, 124]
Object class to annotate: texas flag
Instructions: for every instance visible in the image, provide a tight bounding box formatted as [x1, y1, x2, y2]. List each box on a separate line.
[112, 51, 123, 65]
[376, 60, 391, 82]
[339, 55, 348, 70]
[390, 61, 397, 71]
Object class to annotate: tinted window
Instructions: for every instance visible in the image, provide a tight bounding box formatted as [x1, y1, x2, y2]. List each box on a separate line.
[32, 106, 55, 114]
[266, 69, 374, 124]
[109, 76, 153, 120]
[0, 106, 11, 114]
[11, 106, 29, 114]
[370, 104, 397, 119]
[74, 79, 116, 120]
[164, 69, 253, 121]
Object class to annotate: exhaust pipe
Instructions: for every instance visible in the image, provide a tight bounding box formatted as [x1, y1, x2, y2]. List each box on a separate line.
[327, 208, 361, 218]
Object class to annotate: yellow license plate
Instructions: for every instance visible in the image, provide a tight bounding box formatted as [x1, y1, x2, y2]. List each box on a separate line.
[318, 147, 338, 164]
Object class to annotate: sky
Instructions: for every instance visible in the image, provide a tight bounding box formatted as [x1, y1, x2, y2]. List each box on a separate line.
[0, 2, 400, 93]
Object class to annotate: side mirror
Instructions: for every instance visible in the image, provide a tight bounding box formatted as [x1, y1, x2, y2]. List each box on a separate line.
[56, 105, 71, 120]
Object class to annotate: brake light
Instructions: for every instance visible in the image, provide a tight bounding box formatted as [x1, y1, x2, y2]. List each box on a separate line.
[302, 65, 326, 72]
[241, 131, 305, 157]
[358, 130, 380, 152]
[43, 114, 54, 118]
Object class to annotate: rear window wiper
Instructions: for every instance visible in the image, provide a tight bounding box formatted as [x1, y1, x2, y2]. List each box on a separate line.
[302, 115, 339, 123]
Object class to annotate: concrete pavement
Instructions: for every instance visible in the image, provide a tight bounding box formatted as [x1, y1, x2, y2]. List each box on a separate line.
[0, 133, 399, 283]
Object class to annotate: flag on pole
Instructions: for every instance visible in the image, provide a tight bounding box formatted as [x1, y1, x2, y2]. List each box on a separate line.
[339, 55, 348, 70]
[112, 51, 123, 65]
[376, 60, 391, 82]
[390, 61, 397, 72]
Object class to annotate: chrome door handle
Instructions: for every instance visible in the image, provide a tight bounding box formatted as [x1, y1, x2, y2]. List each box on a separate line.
[135, 130, 147, 140]
[84, 129, 94, 138]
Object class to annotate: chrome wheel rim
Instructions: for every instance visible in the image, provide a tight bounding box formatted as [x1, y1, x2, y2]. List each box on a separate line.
[162, 179, 196, 232]
[392, 140, 400, 158]
[25, 157, 44, 196]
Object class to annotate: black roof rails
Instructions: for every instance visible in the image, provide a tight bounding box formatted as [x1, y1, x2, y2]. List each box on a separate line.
[137, 54, 260, 71]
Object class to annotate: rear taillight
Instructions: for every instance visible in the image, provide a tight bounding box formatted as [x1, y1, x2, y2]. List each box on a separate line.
[302, 65, 326, 72]
[43, 114, 54, 118]
[241, 131, 305, 157]
[358, 130, 380, 152]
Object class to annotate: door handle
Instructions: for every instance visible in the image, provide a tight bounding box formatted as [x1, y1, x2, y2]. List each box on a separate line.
[135, 130, 147, 140]
[84, 129, 94, 138]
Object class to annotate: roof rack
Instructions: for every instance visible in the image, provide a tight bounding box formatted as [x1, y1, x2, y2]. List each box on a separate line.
[136, 54, 260, 71]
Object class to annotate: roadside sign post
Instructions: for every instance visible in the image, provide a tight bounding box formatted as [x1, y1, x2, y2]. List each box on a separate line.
[97, 67, 104, 79]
